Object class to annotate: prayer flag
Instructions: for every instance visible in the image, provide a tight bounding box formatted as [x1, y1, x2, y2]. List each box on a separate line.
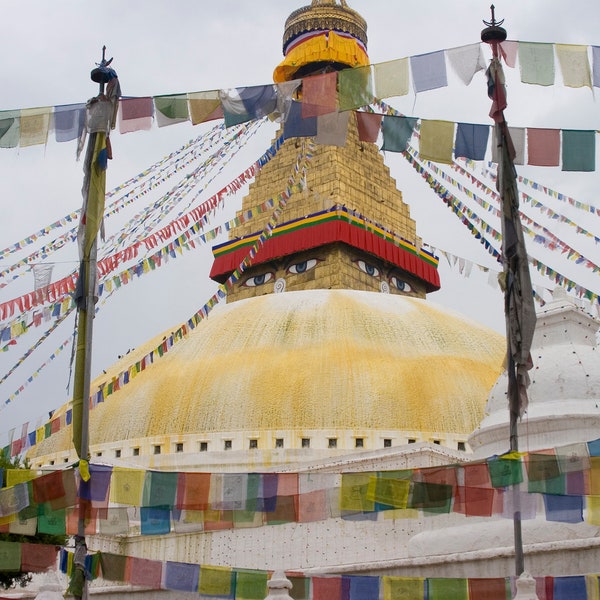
[555, 44, 592, 88]
[428, 578, 468, 600]
[313, 577, 342, 600]
[302, 72, 337, 117]
[0, 540, 20, 571]
[118, 97, 154, 133]
[446, 43, 487, 85]
[0, 111, 20, 148]
[455, 123, 490, 160]
[199, 565, 235, 598]
[143, 470, 178, 507]
[19, 107, 51, 147]
[419, 119, 455, 164]
[491, 127, 525, 165]
[338, 65, 373, 110]
[176, 472, 211, 510]
[518, 42, 555, 86]
[373, 58, 409, 99]
[553, 576, 587, 600]
[562, 129, 596, 172]
[54, 104, 86, 142]
[527, 128, 560, 166]
[467, 578, 510, 599]
[543, 493, 583, 523]
[316, 110, 349, 147]
[235, 570, 268, 600]
[382, 576, 425, 600]
[381, 115, 416, 152]
[98, 507, 129, 535]
[126, 556, 163, 589]
[348, 575, 379, 600]
[488, 455, 523, 488]
[593, 46, 600, 87]
[20, 542, 58, 573]
[100, 552, 127, 582]
[356, 112, 382, 143]
[340, 473, 373, 513]
[164, 561, 200, 593]
[109, 468, 145, 505]
[283, 101, 317, 139]
[154, 94, 190, 127]
[140, 506, 170, 535]
[188, 91, 223, 124]
[78, 463, 112, 504]
[273, 80, 301, 122]
[410, 50, 448, 93]
[499, 41, 518, 68]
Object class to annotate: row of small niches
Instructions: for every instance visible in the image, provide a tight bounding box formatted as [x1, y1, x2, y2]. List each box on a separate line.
[87, 437, 466, 458]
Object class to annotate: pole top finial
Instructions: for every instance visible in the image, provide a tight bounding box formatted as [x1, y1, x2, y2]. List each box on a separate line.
[90, 45, 115, 86]
[481, 4, 507, 44]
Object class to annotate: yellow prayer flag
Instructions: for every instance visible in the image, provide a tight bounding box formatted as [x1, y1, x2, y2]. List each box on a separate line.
[19, 107, 51, 147]
[419, 119, 455, 164]
[556, 44, 592, 89]
[109, 467, 146, 505]
[199, 565, 234, 596]
[383, 576, 425, 600]
[373, 58, 409, 99]
[6, 469, 36, 487]
[340, 473, 373, 512]
[188, 91, 222, 125]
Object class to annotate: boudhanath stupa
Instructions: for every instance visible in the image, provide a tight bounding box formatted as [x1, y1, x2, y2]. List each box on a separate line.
[4, 1, 600, 599]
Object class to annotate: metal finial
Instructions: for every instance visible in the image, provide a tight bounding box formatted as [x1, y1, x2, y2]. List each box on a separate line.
[483, 4, 504, 28]
[90, 45, 115, 86]
[481, 4, 507, 44]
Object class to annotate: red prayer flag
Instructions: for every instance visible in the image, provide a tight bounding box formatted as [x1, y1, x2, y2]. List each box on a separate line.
[20, 543, 59, 573]
[356, 112, 382, 143]
[527, 128, 560, 166]
[302, 72, 337, 118]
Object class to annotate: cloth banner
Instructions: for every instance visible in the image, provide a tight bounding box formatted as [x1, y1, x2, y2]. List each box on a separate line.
[154, 94, 190, 127]
[446, 43, 487, 85]
[562, 129, 596, 172]
[118, 97, 154, 133]
[555, 44, 592, 88]
[283, 101, 317, 139]
[491, 127, 525, 165]
[188, 90, 223, 124]
[593, 46, 600, 87]
[338, 65, 373, 110]
[0, 111, 20, 148]
[19, 107, 51, 147]
[519, 42, 555, 86]
[356, 112, 382, 143]
[527, 128, 560, 166]
[455, 123, 490, 160]
[302, 72, 337, 117]
[381, 115, 417, 152]
[373, 58, 409, 99]
[315, 110, 350, 147]
[419, 119, 454, 164]
[410, 50, 448, 93]
[54, 104, 86, 142]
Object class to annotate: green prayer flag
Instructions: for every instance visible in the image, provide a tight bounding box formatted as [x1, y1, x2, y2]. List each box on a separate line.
[381, 115, 417, 153]
[488, 456, 523, 488]
[518, 42, 555, 86]
[0, 111, 20, 148]
[37, 507, 66, 535]
[428, 577, 468, 600]
[199, 565, 234, 597]
[0, 540, 21, 571]
[235, 569, 268, 600]
[338, 65, 373, 110]
[562, 129, 596, 172]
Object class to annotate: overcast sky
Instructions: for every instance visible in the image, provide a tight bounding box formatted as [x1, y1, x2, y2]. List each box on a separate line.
[0, 0, 599, 445]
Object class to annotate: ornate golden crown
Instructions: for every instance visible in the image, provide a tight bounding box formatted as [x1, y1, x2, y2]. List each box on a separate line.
[282, 0, 368, 54]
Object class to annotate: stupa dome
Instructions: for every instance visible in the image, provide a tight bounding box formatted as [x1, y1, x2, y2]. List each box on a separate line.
[469, 288, 600, 457]
[29, 290, 504, 463]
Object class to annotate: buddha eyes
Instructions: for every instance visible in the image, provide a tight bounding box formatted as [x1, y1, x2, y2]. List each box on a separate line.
[390, 276, 413, 293]
[243, 272, 274, 287]
[356, 260, 380, 277]
[287, 259, 317, 274]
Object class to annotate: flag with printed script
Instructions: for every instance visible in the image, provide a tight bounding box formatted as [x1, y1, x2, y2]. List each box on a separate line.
[489, 57, 536, 418]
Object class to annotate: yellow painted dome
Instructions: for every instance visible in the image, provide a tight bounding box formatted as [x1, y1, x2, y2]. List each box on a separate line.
[30, 290, 505, 458]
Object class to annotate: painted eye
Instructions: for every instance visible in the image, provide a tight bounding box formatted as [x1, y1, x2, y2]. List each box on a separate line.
[288, 259, 317, 274]
[390, 276, 413, 293]
[243, 272, 274, 287]
[356, 260, 380, 277]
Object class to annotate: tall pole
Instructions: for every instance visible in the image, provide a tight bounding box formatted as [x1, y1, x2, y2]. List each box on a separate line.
[481, 6, 536, 580]
[69, 46, 119, 600]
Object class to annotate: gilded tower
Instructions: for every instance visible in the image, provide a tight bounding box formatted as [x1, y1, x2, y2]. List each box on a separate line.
[210, 0, 440, 303]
